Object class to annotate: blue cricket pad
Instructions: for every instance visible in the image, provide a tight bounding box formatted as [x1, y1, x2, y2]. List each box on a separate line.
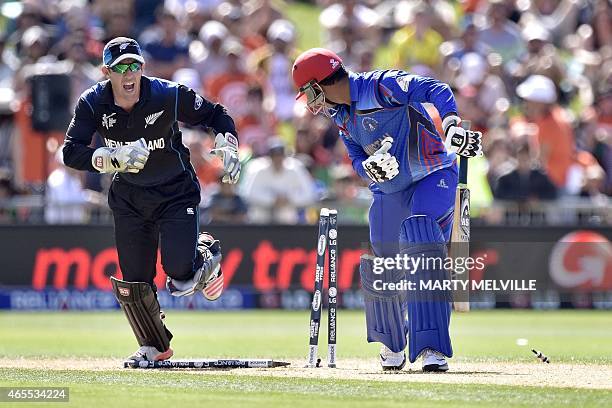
[360, 255, 408, 353]
[400, 215, 453, 362]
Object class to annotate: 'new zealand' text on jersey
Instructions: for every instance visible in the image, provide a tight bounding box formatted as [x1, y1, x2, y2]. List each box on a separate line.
[331, 70, 457, 194]
[63, 76, 236, 186]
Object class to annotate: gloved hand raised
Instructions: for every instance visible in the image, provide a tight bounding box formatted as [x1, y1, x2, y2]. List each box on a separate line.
[92, 138, 150, 173]
[362, 136, 399, 183]
[442, 115, 483, 158]
[211, 132, 240, 184]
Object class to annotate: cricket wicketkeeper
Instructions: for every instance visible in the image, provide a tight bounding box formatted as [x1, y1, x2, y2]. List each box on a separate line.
[292, 48, 482, 371]
[62, 37, 240, 362]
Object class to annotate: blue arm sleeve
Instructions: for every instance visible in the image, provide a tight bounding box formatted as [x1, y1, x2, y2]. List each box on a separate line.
[377, 71, 458, 119]
[340, 131, 369, 180]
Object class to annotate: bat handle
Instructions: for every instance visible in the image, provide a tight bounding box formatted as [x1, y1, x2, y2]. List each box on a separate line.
[459, 121, 471, 184]
[459, 157, 468, 184]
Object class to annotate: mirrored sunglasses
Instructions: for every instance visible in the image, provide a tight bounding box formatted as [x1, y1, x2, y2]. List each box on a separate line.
[110, 62, 142, 74]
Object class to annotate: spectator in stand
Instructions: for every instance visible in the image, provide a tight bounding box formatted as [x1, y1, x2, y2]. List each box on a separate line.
[592, 0, 612, 50]
[131, 0, 165, 34]
[249, 19, 297, 123]
[12, 26, 55, 97]
[139, 6, 189, 79]
[0, 169, 20, 223]
[243, 0, 284, 41]
[102, 9, 138, 44]
[193, 21, 231, 83]
[477, 0, 525, 65]
[64, 38, 103, 107]
[203, 172, 248, 224]
[453, 52, 509, 132]
[0, 84, 16, 173]
[180, 1, 214, 40]
[16, 26, 52, 68]
[3, 1, 49, 65]
[241, 139, 317, 224]
[213, 1, 246, 41]
[486, 133, 515, 190]
[389, 1, 443, 73]
[515, 74, 575, 191]
[513, 23, 565, 87]
[579, 84, 612, 194]
[494, 143, 557, 201]
[518, 0, 584, 45]
[319, 0, 380, 46]
[0, 35, 15, 88]
[236, 83, 277, 156]
[45, 150, 104, 224]
[578, 159, 608, 204]
[205, 39, 257, 124]
[441, 22, 491, 64]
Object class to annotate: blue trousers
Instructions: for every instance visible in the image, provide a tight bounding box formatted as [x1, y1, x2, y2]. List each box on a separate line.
[369, 166, 458, 257]
[364, 165, 457, 358]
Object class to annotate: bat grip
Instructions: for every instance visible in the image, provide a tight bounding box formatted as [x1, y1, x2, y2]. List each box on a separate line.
[459, 156, 468, 184]
[458, 120, 471, 184]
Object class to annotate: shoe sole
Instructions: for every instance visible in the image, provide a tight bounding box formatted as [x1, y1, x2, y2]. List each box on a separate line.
[422, 363, 449, 372]
[380, 355, 406, 371]
[155, 348, 174, 361]
[203, 267, 224, 300]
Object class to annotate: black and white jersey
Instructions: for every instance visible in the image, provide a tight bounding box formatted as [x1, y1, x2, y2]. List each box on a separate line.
[63, 75, 237, 186]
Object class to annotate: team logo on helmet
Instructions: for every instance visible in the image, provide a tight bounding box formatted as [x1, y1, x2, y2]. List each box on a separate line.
[330, 58, 339, 70]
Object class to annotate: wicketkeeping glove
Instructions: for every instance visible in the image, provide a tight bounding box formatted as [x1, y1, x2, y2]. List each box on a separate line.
[362, 137, 399, 183]
[91, 137, 150, 173]
[211, 132, 240, 184]
[442, 115, 483, 158]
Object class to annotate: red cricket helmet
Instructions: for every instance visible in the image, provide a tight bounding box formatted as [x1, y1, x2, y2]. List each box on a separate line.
[292, 48, 343, 100]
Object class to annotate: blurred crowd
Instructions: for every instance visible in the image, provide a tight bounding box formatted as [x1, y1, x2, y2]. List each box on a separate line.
[0, 0, 609, 225]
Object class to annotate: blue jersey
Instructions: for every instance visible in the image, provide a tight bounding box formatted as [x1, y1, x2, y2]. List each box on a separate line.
[331, 70, 457, 194]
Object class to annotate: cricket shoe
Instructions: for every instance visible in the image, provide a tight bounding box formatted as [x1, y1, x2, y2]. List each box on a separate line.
[127, 346, 173, 362]
[167, 233, 223, 298]
[422, 349, 449, 372]
[201, 263, 224, 300]
[379, 345, 406, 371]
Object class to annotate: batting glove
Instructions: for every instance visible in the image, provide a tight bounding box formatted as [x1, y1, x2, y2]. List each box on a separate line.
[211, 132, 241, 184]
[362, 137, 399, 183]
[92, 138, 150, 173]
[442, 115, 483, 158]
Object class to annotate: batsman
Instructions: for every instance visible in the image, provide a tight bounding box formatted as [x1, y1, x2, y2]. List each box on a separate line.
[292, 49, 482, 371]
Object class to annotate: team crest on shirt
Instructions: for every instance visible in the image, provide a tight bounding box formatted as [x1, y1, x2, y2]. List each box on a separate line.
[194, 94, 203, 110]
[362, 117, 378, 132]
[144, 110, 164, 128]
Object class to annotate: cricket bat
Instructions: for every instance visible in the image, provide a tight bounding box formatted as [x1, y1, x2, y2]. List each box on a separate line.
[450, 120, 472, 312]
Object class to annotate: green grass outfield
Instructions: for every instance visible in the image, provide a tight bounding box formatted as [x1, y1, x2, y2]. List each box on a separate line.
[0, 310, 611, 407]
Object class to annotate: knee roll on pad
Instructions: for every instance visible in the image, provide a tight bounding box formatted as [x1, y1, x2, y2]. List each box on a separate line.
[360, 254, 408, 353]
[400, 215, 453, 363]
[111, 277, 172, 352]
